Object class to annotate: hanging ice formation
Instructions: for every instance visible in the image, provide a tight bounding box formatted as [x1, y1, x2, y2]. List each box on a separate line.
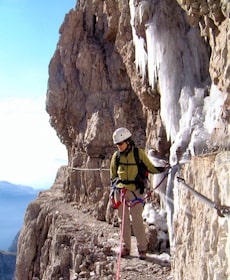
[129, 0, 229, 164]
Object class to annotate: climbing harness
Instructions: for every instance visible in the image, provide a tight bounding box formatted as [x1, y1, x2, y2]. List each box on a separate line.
[110, 186, 149, 209]
[110, 188, 145, 209]
[177, 176, 230, 218]
[116, 188, 126, 280]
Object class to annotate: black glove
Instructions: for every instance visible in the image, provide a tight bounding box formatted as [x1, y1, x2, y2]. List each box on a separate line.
[155, 166, 166, 173]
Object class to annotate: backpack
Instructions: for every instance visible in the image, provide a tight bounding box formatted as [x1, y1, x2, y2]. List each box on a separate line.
[115, 147, 149, 194]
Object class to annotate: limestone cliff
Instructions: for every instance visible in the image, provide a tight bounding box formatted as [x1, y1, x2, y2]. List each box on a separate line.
[16, 0, 229, 279]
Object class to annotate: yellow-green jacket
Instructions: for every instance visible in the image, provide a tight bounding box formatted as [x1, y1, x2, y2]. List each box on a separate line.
[110, 146, 161, 191]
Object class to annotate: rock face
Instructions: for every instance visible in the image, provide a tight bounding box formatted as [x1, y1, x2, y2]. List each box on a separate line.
[177, 0, 230, 94]
[16, 0, 229, 280]
[16, 167, 119, 280]
[173, 152, 230, 280]
[45, 0, 230, 218]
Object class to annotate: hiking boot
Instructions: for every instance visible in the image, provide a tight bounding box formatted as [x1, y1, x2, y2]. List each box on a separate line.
[138, 251, 146, 260]
[121, 247, 130, 258]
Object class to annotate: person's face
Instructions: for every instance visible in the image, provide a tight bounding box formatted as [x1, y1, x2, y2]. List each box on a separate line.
[116, 141, 128, 152]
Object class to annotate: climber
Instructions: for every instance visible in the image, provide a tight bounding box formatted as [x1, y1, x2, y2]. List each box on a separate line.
[110, 127, 167, 260]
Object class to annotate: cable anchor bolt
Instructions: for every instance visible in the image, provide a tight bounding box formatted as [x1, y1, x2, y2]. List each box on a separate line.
[214, 204, 230, 218]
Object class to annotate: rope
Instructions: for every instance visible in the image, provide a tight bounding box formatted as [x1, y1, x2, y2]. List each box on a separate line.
[68, 160, 189, 172]
[116, 189, 126, 280]
[153, 170, 169, 190]
[69, 167, 110, 171]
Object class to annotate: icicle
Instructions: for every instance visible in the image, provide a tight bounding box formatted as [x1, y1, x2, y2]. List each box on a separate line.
[129, 0, 228, 159]
[145, 19, 182, 141]
[129, 0, 147, 82]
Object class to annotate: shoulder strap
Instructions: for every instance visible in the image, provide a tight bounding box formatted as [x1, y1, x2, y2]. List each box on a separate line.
[134, 147, 148, 176]
[133, 147, 140, 166]
[115, 151, 120, 172]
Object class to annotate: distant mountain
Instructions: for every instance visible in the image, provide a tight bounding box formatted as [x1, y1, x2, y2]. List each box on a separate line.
[0, 250, 16, 280]
[8, 232, 20, 253]
[0, 181, 41, 251]
[0, 181, 39, 196]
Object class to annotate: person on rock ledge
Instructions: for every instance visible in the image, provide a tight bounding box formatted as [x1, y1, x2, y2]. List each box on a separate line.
[110, 127, 167, 260]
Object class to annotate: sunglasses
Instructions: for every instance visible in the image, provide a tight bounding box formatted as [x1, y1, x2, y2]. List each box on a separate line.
[117, 141, 125, 146]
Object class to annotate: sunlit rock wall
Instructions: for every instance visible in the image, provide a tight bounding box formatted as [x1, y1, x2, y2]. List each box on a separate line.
[174, 151, 230, 280]
[45, 0, 229, 270]
[46, 0, 170, 220]
[46, 0, 230, 218]
[177, 0, 230, 95]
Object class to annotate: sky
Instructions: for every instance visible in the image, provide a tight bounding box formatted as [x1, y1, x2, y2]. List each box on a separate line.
[0, 0, 76, 189]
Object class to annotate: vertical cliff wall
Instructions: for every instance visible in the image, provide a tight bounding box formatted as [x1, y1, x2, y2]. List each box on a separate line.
[46, 0, 229, 194]
[173, 152, 230, 279]
[16, 0, 229, 279]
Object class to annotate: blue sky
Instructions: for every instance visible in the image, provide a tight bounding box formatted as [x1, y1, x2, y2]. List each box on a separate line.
[0, 0, 76, 188]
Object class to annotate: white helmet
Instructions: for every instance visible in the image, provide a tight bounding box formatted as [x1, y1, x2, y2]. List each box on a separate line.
[113, 127, 132, 144]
